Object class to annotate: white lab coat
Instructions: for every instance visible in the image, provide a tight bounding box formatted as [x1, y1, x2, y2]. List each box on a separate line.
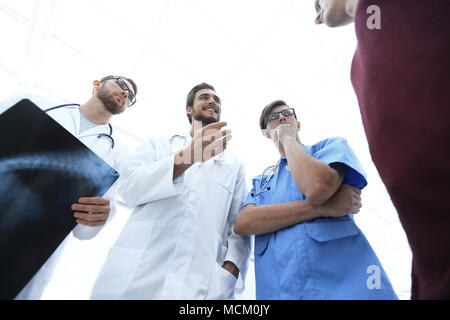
[90, 135, 252, 300]
[15, 104, 123, 300]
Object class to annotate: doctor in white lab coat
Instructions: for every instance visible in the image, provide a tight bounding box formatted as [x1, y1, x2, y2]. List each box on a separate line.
[91, 83, 252, 300]
[14, 75, 138, 299]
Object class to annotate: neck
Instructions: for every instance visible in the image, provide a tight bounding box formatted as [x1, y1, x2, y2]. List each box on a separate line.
[79, 97, 112, 125]
[189, 119, 206, 137]
[279, 145, 287, 158]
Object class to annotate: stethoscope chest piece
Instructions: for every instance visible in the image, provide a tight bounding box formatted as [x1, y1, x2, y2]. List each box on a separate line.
[251, 163, 279, 197]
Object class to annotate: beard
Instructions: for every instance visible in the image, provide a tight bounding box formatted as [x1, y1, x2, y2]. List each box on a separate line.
[192, 109, 220, 125]
[97, 87, 124, 115]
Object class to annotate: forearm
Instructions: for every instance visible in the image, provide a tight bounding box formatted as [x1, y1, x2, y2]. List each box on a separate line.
[119, 156, 181, 207]
[283, 137, 342, 204]
[235, 201, 321, 236]
[173, 149, 193, 180]
[222, 164, 251, 280]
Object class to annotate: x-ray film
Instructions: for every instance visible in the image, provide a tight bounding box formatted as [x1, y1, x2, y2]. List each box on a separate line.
[0, 99, 119, 299]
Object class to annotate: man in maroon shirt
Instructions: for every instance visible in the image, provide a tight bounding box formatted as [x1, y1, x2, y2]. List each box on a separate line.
[314, 0, 450, 299]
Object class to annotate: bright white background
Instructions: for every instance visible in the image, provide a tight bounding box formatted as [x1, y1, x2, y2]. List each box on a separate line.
[0, 0, 412, 299]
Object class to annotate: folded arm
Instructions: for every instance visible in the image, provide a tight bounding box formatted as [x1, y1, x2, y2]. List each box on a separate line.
[282, 135, 346, 205]
[234, 184, 362, 236]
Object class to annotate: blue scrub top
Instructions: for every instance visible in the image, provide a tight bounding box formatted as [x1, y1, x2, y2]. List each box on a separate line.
[241, 137, 398, 300]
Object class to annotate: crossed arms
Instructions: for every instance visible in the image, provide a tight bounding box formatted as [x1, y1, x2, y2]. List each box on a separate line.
[235, 126, 362, 236]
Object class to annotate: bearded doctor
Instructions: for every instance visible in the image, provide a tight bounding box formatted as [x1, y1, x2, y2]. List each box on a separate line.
[14, 75, 138, 299]
[90, 83, 251, 300]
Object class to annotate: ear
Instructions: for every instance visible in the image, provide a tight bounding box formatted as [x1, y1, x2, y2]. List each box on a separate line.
[186, 106, 193, 116]
[296, 120, 301, 131]
[262, 129, 271, 139]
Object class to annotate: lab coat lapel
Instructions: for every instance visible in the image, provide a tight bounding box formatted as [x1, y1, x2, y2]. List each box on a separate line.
[67, 107, 81, 135]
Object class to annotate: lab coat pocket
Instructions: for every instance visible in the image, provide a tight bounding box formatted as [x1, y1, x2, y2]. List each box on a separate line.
[208, 263, 238, 300]
[90, 246, 143, 300]
[211, 163, 233, 194]
[219, 263, 238, 286]
[305, 216, 358, 242]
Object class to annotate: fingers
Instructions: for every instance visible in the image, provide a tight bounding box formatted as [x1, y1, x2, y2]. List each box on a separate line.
[202, 121, 227, 132]
[341, 184, 362, 195]
[76, 218, 108, 227]
[71, 203, 111, 214]
[204, 129, 231, 142]
[212, 135, 233, 153]
[336, 184, 363, 215]
[74, 211, 109, 227]
[202, 128, 232, 158]
[77, 197, 110, 205]
[353, 201, 362, 213]
[71, 198, 111, 215]
[204, 135, 233, 159]
[74, 212, 108, 222]
[203, 129, 231, 144]
[352, 192, 361, 202]
[71, 197, 110, 226]
[352, 195, 363, 214]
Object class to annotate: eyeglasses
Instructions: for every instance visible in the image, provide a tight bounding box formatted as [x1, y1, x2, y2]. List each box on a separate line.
[113, 77, 136, 107]
[264, 108, 297, 128]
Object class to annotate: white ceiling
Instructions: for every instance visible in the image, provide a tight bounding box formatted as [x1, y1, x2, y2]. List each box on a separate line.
[0, 0, 412, 299]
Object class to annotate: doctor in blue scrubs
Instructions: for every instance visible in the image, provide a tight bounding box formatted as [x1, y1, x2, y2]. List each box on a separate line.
[234, 100, 398, 300]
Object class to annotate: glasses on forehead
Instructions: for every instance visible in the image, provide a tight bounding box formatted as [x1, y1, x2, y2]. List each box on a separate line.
[111, 77, 136, 107]
[264, 108, 297, 128]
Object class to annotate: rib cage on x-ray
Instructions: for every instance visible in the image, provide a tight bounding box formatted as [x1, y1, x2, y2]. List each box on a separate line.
[0, 151, 113, 231]
[0, 99, 119, 300]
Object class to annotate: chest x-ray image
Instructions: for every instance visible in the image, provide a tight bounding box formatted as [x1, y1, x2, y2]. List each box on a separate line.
[0, 99, 119, 299]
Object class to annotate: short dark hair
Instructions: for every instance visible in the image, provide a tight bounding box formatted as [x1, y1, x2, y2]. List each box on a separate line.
[186, 83, 215, 124]
[259, 100, 290, 129]
[100, 75, 138, 96]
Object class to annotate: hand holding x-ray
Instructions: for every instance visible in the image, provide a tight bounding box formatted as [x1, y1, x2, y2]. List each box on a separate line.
[71, 197, 111, 227]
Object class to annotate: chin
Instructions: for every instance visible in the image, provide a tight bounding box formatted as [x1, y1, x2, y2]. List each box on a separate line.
[203, 116, 220, 125]
[105, 104, 123, 115]
[324, 10, 353, 27]
[203, 118, 219, 125]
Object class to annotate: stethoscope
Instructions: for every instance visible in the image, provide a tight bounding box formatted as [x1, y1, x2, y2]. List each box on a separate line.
[169, 134, 225, 161]
[169, 135, 189, 155]
[251, 161, 280, 197]
[44, 104, 115, 149]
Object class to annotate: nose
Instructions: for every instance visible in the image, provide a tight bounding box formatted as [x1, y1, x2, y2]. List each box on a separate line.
[315, 12, 323, 24]
[208, 97, 217, 105]
[118, 87, 127, 96]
